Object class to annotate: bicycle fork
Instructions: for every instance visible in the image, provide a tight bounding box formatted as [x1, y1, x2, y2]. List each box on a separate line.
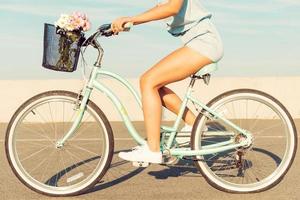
[56, 86, 93, 148]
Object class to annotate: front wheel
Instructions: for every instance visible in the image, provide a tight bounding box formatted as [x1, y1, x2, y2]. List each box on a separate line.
[191, 89, 297, 193]
[5, 90, 114, 196]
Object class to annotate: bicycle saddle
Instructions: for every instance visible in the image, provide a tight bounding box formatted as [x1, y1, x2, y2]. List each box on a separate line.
[194, 63, 218, 77]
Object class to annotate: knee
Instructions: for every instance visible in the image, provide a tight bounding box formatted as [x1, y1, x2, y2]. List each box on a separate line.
[139, 73, 161, 91]
[139, 74, 147, 90]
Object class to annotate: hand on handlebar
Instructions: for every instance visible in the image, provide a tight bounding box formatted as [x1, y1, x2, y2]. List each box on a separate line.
[82, 21, 132, 46]
[111, 17, 133, 35]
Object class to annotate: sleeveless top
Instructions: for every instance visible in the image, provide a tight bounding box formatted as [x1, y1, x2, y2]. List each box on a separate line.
[157, 0, 212, 36]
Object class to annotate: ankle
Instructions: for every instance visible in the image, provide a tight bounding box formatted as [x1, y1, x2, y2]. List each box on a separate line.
[185, 119, 195, 126]
[146, 143, 160, 152]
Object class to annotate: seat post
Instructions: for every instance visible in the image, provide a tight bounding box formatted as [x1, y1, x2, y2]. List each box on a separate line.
[189, 76, 197, 88]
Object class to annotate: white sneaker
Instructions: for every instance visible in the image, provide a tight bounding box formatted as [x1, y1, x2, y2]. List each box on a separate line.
[176, 124, 209, 144]
[118, 144, 162, 164]
[180, 124, 193, 133]
[176, 124, 193, 144]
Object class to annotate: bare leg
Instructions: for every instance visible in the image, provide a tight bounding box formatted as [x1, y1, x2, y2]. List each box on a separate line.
[159, 86, 196, 126]
[140, 46, 212, 152]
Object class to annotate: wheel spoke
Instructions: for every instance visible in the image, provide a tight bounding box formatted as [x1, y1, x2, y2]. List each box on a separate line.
[41, 149, 57, 183]
[71, 143, 100, 157]
[20, 145, 51, 162]
[48, 102, 57, 141]
[254, 123, 283, 135]
[35, 109, 55, 134]
[59, 150, 70, 187]
[62, 102, 65, 141]
[64, 148, 96, 171]
[19, 123, 55, 145]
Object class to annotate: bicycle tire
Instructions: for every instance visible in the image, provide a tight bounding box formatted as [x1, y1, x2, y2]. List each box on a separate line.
[5, 90, 114, 196]
[191, 89, 297, 193]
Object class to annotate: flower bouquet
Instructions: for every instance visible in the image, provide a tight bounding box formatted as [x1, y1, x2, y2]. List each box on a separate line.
[42, 12, 91, 72]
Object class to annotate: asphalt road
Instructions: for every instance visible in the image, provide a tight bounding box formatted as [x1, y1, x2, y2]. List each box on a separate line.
[1, 121, 299, 200]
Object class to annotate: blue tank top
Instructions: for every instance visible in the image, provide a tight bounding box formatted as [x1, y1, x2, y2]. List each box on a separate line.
[160, 0, 212, 36]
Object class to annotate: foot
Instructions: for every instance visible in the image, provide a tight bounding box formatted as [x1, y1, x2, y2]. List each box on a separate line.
[176, 124, 209, 144]
[180, 124, 193, 133]
[118, 144, 162, 164]
[176, 124, 193, 144]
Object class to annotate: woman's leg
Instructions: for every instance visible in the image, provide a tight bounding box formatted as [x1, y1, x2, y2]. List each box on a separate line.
[140, 46, 212, 152]
[159, 86, 196, 126]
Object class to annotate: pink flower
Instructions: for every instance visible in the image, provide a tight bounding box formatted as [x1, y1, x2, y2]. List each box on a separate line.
[71, 11, 90, 31]
[55, 11, 91, 32]
[83, 21, 91, 31]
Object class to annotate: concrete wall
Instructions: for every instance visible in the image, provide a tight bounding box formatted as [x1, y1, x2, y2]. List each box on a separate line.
[1, 76, 299, 122]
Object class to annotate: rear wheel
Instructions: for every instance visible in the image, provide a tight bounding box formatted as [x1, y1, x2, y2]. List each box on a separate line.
[191, 89, 297, 193]
[5, 90, 114, 196]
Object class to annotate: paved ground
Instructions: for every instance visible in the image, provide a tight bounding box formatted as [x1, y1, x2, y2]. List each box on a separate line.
[1, 121, 300, 200]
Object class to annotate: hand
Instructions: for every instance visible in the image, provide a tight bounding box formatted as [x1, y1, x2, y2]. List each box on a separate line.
[111, 17, 133, 35]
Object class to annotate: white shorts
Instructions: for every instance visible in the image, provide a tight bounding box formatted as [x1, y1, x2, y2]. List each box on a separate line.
[180, 18, 224, 63]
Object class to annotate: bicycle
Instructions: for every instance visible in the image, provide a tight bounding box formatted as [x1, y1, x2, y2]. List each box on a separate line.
[5, 23, 297, 196]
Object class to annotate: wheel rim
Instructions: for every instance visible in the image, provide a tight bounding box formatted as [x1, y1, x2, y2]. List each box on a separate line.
[193, 92, 295, 192]
[7, 95, 111, 195]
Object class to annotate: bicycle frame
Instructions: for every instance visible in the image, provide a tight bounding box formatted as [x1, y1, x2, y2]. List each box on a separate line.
[57, 64, 252, 157]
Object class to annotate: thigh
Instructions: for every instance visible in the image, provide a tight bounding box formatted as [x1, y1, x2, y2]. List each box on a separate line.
[142, 46, 212, 88]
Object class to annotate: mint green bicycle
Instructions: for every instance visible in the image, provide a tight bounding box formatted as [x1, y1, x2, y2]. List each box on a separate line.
[5, 23, 297, 196]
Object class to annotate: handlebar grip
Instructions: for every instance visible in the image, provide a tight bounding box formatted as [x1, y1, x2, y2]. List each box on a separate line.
[98, 24, 113, 37]
[123, 22, 133, 32]
[98, 22, 133, 37]
[98, 24, 111, 32]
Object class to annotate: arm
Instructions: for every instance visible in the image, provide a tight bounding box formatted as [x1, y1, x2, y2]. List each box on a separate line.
[131, 0, 184, 25]
[111, 0, 184, 33]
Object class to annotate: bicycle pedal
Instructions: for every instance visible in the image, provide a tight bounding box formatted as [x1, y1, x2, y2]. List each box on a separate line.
[132, 161, 149, 168]
[162, 156, 180, 165]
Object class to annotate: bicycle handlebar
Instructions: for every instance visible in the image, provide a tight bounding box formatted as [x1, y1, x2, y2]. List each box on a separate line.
[82, 22, 133, 47]
[99, 22, 133, 37]
[98, 24, 113, 37]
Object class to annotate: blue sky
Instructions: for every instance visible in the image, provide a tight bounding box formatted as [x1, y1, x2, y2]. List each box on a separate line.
[0, 0, 299, 79]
